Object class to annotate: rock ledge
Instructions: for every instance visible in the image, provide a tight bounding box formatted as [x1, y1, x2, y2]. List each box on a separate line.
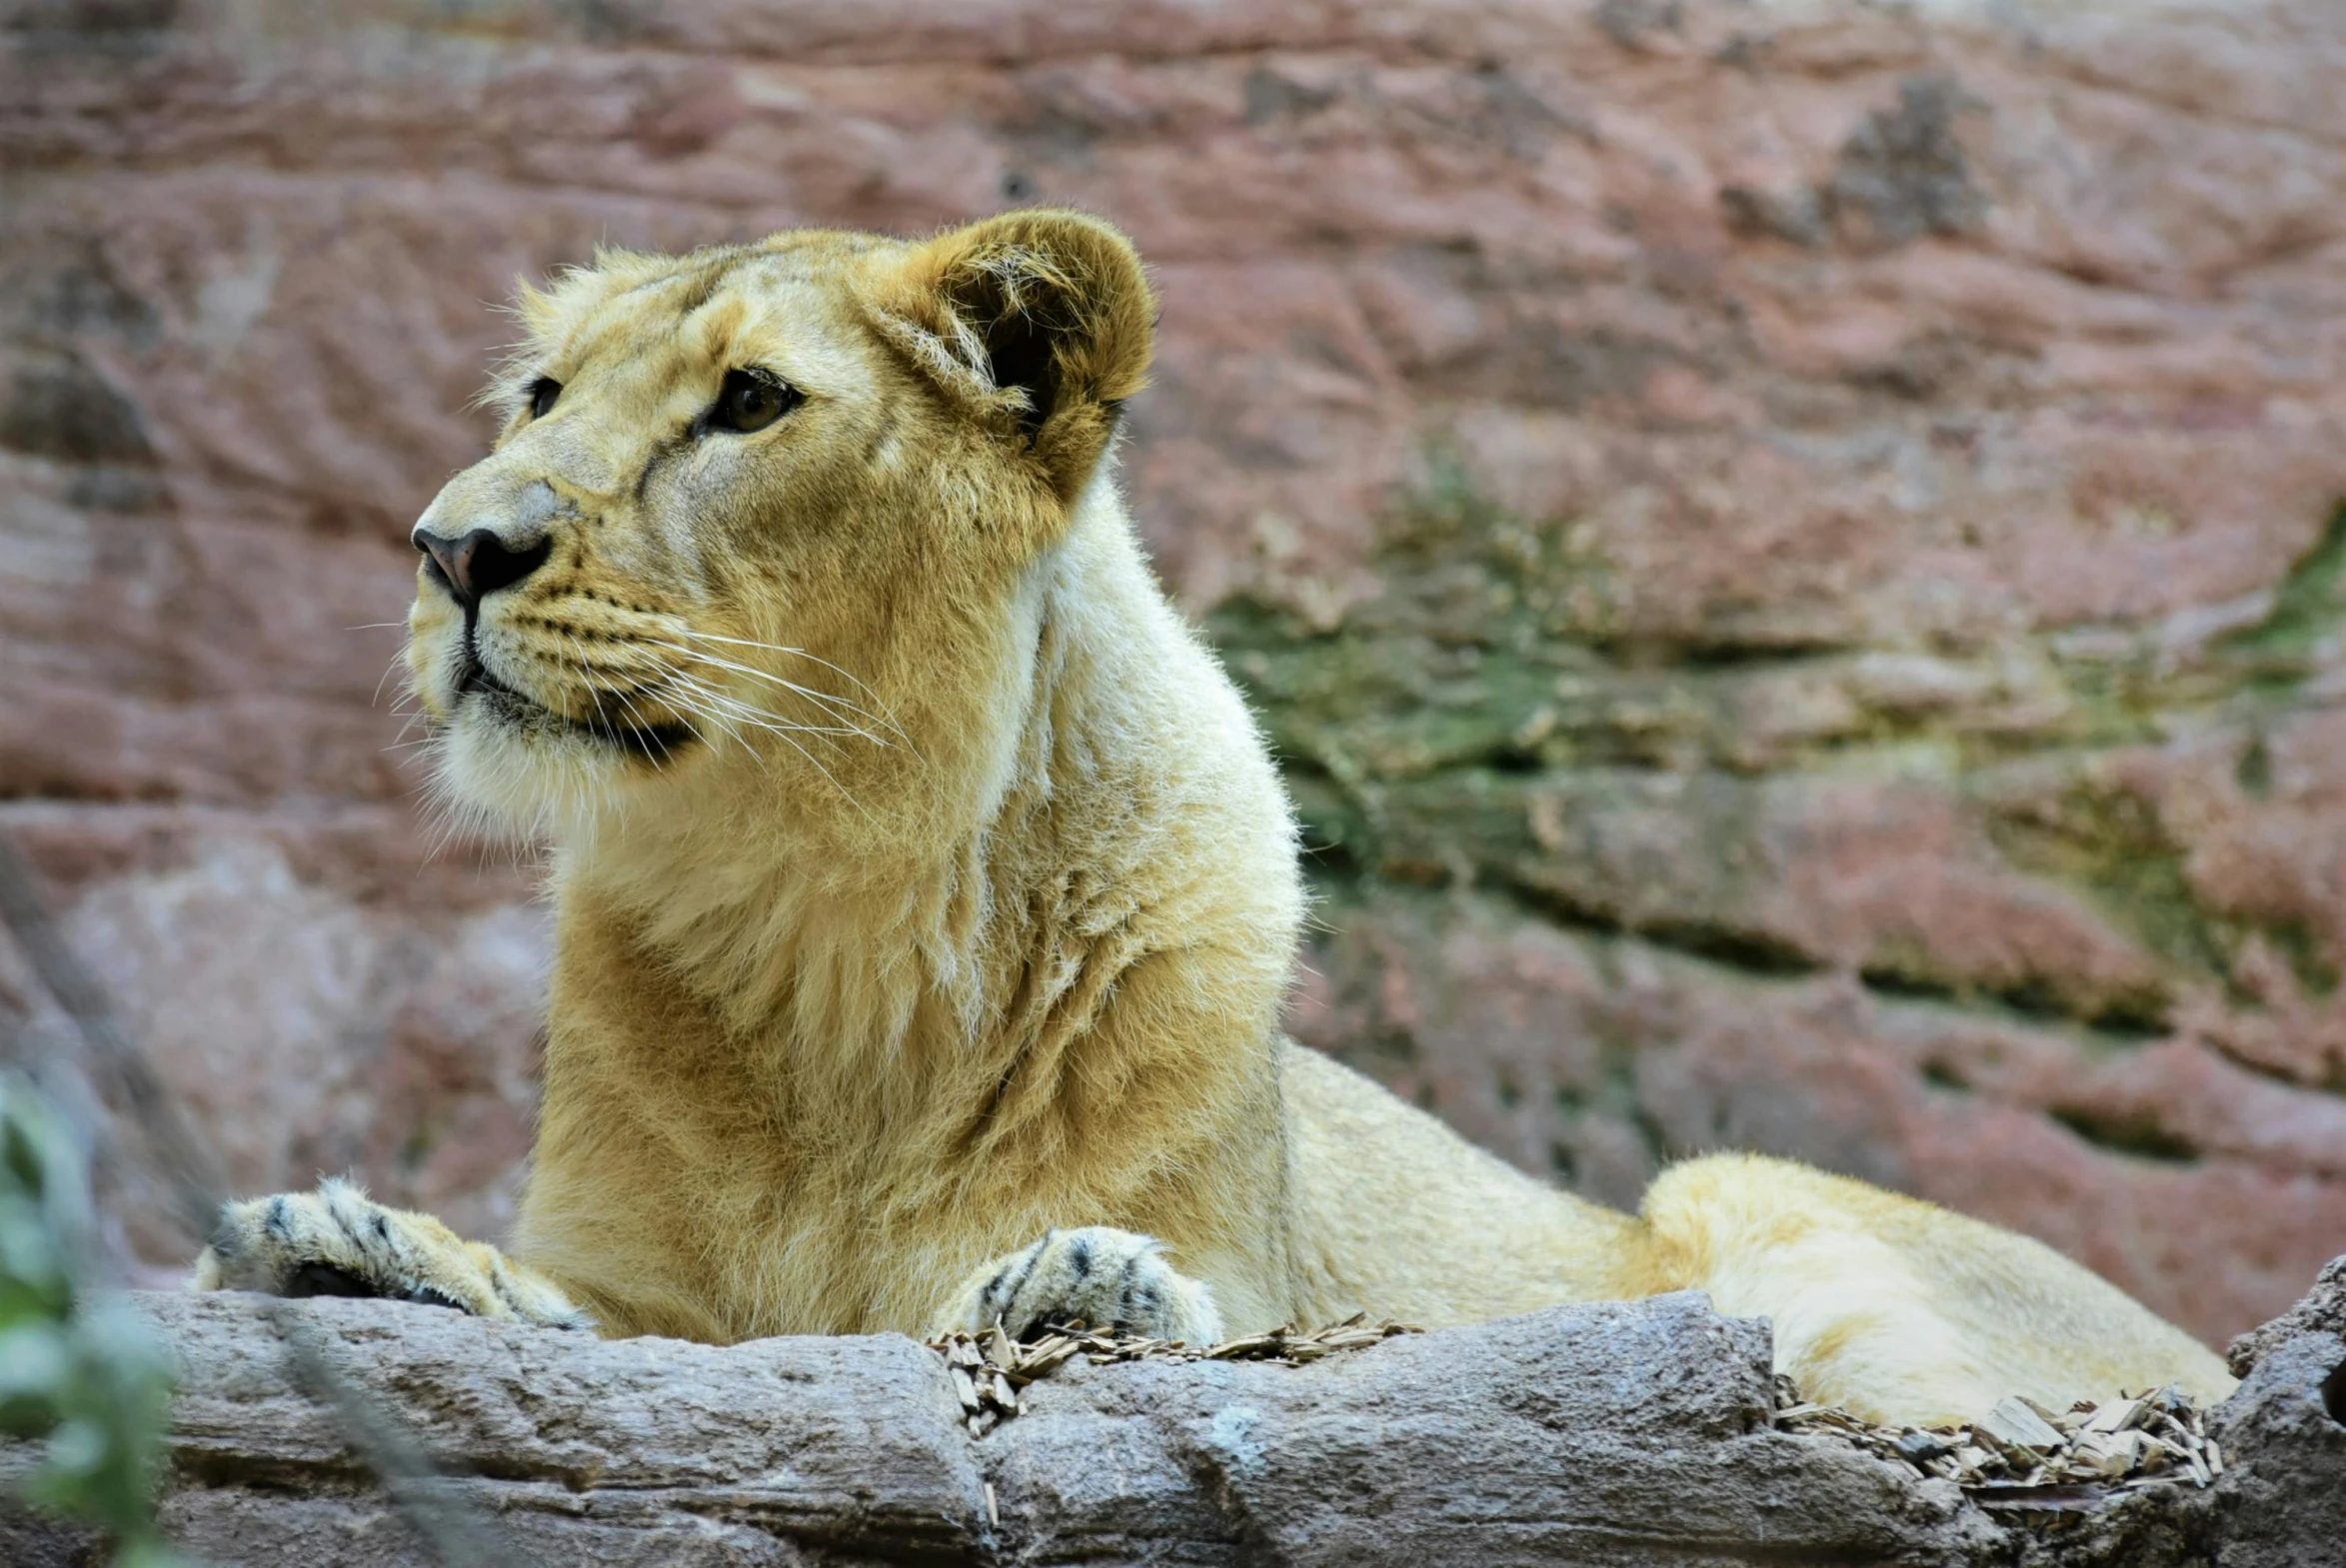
[4, 1272, 2343, 1566]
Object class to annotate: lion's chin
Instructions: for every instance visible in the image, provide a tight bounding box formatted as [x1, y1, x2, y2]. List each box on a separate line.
[431, 684, 697, 844]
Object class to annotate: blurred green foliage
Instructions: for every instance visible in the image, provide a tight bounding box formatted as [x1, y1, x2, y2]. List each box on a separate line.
[0, 1071, 184, 1566]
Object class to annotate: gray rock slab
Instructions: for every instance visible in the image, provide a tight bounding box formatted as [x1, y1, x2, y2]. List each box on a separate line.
[2, 1274, 2342, 1566]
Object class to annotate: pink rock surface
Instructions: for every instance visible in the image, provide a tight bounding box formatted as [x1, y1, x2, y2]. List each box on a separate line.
[4, 0, 2344, 1343]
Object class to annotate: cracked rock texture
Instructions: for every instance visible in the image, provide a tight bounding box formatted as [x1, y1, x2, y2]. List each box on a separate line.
[5, 1278, 2346, 1566]
[4, 0, 2346, 1343]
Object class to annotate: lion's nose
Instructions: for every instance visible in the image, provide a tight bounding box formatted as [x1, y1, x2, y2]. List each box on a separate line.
[415, 528, 551, 608]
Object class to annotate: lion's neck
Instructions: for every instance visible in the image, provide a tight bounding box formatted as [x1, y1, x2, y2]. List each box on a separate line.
[542, 495, 1291, 1120]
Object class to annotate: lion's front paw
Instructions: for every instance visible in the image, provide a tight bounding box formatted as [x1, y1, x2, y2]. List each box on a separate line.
[192, 1178, 592, 1330]
[942, 1226, 1222, 1343]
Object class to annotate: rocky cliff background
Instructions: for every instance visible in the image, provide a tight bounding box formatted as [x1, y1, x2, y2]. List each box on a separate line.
[2, 0, 2342, 1346]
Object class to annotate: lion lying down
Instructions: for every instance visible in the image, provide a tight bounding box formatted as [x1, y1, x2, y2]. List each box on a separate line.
[194, 211, 2230, 1426]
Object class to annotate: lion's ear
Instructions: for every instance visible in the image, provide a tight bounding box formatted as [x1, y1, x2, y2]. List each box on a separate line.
[867, 209, 1155, 502]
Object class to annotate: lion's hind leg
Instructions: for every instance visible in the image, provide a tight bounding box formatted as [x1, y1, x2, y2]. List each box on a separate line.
[194, 1178, 593, 1330]
[1631, 1154, 2233, 1427]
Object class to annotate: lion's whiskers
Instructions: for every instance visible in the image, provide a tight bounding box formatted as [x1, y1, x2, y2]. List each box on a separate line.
[624, 661, 876, 822]
[536, 638, 874, 827]
[655, 674, 793, 762]
[654, 672, 884, 821]
[395, 614, 903, 843]
[550, 633, 686, 764]
[661, 671, 864, 749]
[653, 645, 896, 752]
[372, 647, 413, 709]
[538, 634, 860, 754]
[673, 631, 913, 747]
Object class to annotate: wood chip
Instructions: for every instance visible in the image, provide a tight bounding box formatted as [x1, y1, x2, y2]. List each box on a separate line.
[2073, 1430, 2146, 1476]
[927, 1315, 1420, 1435]
[2080, 1396, 2144, 1436]
[1978, 1396, 2066, 1452]
[1773, 1375, 2219, 1526]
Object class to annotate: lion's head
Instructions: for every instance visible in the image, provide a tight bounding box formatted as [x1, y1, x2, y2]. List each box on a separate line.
[403, 211, 1155, 844]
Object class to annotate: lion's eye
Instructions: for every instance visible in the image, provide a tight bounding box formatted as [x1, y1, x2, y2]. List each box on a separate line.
[527, 378, 562, 419]
[706, 368, 798, 435]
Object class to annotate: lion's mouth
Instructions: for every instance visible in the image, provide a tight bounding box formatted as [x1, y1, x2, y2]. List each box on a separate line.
[455, 650, 695, 765]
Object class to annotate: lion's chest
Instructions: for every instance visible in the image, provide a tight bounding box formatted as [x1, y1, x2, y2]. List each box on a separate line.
[515, 1069, 1014, 1341]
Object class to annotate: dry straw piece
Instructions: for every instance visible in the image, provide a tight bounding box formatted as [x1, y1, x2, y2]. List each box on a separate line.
[929, 1313, 1420, 1436]
[1771, 1374, 2221, 1521]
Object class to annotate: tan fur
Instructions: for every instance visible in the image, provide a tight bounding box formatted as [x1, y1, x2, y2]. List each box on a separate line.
[195, 213, 2232, 1426]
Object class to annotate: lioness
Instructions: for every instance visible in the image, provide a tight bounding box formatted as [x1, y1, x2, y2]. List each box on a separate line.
[195, 211, 2230, 1425]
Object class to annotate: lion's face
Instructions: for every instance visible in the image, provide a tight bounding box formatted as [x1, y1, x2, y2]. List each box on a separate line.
[403, 213, 1153, 838]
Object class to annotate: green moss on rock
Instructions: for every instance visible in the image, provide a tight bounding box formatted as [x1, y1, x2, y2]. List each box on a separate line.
[1211, 455, 2346, 1032]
